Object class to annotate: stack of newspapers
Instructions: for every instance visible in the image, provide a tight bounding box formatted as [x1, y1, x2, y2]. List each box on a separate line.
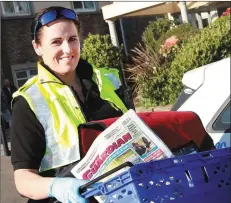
[71, 109, 173, 181]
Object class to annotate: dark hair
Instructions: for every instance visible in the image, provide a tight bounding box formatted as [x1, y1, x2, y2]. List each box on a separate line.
[31, 6, 80, 44]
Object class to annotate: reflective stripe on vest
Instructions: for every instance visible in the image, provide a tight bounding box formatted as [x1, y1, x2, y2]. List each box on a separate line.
[104, 73, 121, 89]
[101, 68, 121, 90]
[25, 83, 83, 172]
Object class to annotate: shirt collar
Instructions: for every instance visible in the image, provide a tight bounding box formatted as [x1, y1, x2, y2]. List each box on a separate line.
[37, 62, 63, 84]
[37, 59, 94, 84]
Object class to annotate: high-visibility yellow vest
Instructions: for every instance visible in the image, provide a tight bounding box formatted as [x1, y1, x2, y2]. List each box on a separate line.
[93, 66, 122, 90]
[12, 62, 128, 172]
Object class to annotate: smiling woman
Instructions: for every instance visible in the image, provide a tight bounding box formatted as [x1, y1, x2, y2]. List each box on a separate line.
[33, 20, 80, 80]
[31, 7, 81, 85]
[10, 6, 128, 203]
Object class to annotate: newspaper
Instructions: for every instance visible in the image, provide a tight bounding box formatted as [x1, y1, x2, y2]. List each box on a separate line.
[72, 109, 173, 182]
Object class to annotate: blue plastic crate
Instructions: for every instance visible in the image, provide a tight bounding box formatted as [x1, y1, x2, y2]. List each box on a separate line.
[81, 148, 231, 203]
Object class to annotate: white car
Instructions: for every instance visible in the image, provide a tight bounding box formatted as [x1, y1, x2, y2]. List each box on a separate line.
[171, 57, 230, 149]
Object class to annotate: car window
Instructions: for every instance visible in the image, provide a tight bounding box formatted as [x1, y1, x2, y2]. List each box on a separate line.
[221, 105, 230, 124]
[171, 86, 195, 111]
[213, 102, 231, 130]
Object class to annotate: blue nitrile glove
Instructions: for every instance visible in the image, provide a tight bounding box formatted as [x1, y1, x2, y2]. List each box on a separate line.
[48, 177, 89, 203]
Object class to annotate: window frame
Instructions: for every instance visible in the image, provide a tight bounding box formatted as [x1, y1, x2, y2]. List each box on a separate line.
[14, 68, 37, 88]
[206, 96, 231, 133]
[1, 1, 31, 17]
[212, 102, 231, 131]
[72, 1, 97, 13]
[11, 62, 37, 88]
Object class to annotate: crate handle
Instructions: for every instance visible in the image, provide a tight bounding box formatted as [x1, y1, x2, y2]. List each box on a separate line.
[201, 152, 213, 158]
[79, 161, 134, 194]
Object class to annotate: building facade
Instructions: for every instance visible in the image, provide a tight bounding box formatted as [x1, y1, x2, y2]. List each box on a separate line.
[1, 1, 229, 88]
[1, 1, 110, 87]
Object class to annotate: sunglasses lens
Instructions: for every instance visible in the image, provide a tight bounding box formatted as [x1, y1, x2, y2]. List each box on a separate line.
[33, 8, 77, 40]
[40, 10, 57, 25]
[61, 9, 76, 20]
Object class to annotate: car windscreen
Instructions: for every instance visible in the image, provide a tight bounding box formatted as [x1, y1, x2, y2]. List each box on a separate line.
[171, 86, 195, 111]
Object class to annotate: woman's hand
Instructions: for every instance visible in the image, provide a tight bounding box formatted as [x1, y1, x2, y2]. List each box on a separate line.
[49, 177, 89, 203]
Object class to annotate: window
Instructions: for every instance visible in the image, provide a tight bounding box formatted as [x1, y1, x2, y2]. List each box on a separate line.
[201, 12, 209, 27]
[202, 19, 209, 27]
[73, 1, 96, 12]
[1, 1, 31, 17]
[15, 69, 37, 88]
[213, 102, 231, 131]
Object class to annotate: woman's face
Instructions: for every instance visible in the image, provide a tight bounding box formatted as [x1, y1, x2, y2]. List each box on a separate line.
[33, 19, 80, 75]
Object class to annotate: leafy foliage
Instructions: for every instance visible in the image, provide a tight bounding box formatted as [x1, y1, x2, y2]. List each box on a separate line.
[81, 34, 123, 68]
[141, 16, 175, 52]
[221, 7, 230, 16]
[126, 43, 172, 107]
[157, 23, 199, 66]
[126, 43, 161, 85]
[128, 15, 230, 107]
[167, 14, 231, 102]
[155, 23, 199, 52]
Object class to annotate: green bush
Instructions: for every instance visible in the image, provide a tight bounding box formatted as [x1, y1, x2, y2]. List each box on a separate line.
[141, 16, 175, 51]
[155, 23, 199, 51]
[129, 24, 197, 107]
[130, 15, 230, 107]
[157, 23, 199, 66]
[81, 34, 123, 68]
[126, 43, 161, 82]
[137, 66, 172, 106]
[126, 43, 172, 107]
[167, 15, 231, 102]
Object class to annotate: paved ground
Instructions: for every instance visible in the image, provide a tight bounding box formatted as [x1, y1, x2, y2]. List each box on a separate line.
[1, 128, 26, 203]
[1, 156, 26, 203]
[0, 104, 172, 203]
[135, 104, 172, 112]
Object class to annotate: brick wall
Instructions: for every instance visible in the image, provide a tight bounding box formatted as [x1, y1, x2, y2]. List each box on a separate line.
[78, 12, 109, 40]
[117, 15, 158, 53]
[1, 18, 37, 65]
[1, 12, 157, 83]
[1, 13, 109, 67]
[1, 43, 14, 83]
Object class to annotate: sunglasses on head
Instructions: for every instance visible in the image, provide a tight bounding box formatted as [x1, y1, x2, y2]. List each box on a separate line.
[33, 8, 77, 41]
